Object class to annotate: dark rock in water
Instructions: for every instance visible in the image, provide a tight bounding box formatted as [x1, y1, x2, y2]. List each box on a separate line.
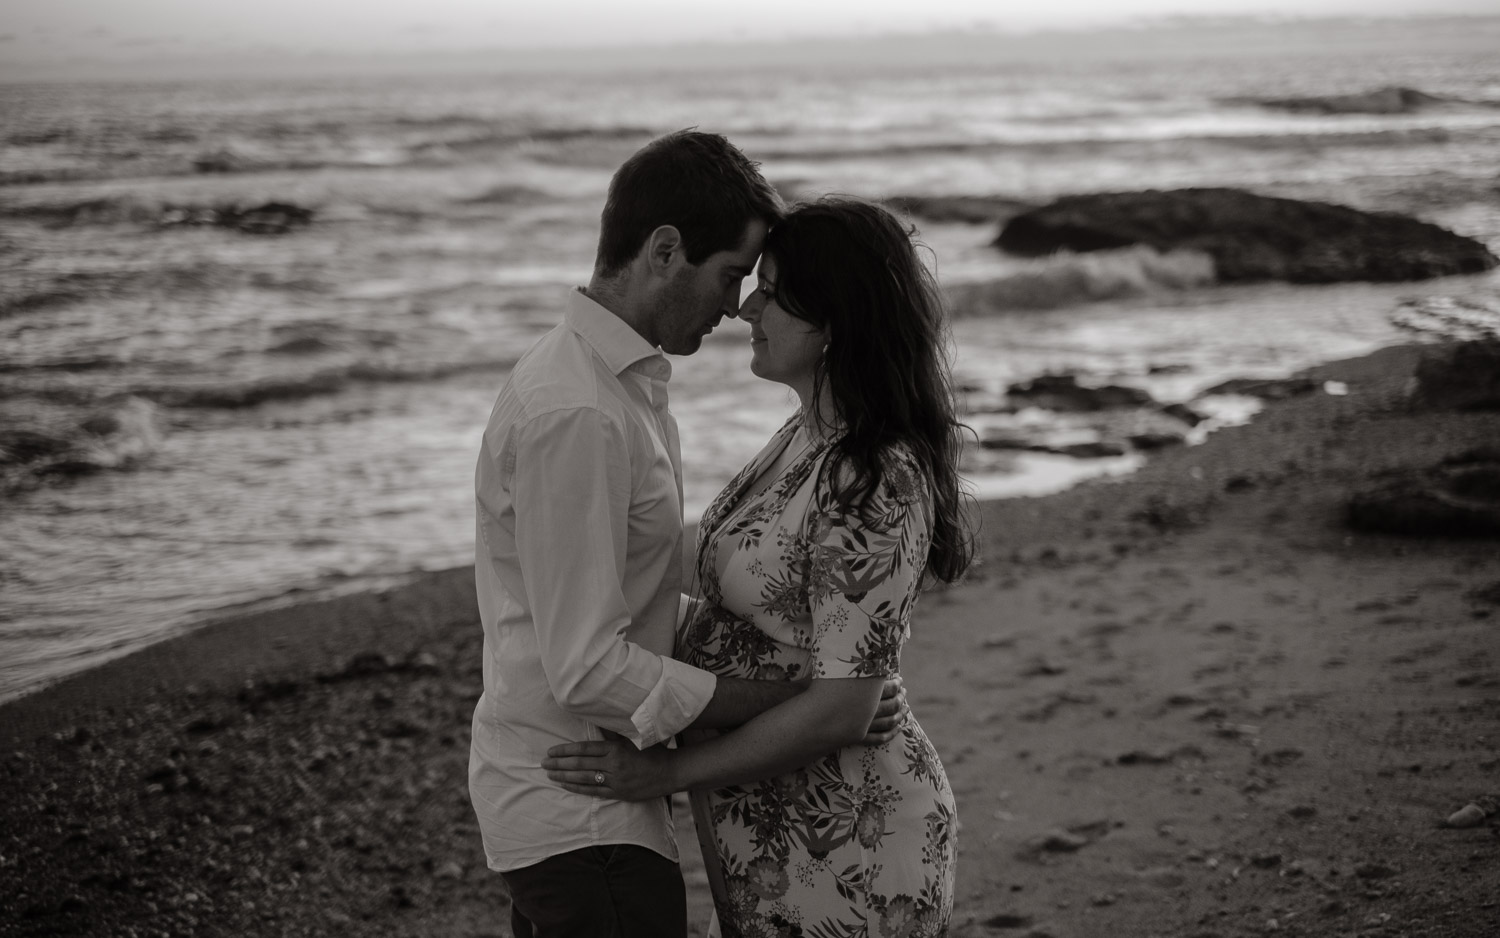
[978, 432, 1032, 451]
[267, 335, 339, 355]
[1159, 403, 1206, 427]
[5, 197, 154, 228]
[1055, 441, 1129, 459]
[1246, 86, 1450, 115]
[976, 429, 1130, 459]
[230, 202, 315, 235]
[192, 149, 254, 173]
[159, 201, 315, 235]
[994, 188, 1498, 284]
[1007, 375, 1155, 412]
[35, 459, 101, 477]
[0, 427, 74, 465]
[460, 185, 552, 206]
[1413, 341, 1500, 411]
[1202, 377, 1321, 400]
[1128, 432, 1186, 451]
[1348, 450, 1500, 538]
[78, 413, 122, 436]
[884, 194, 1034, 225]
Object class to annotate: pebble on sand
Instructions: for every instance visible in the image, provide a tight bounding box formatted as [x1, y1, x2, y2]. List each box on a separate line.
[1444, 803, 1489, 828]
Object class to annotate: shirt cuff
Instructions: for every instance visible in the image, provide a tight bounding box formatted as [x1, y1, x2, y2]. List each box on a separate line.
[629, 657, 718, 749]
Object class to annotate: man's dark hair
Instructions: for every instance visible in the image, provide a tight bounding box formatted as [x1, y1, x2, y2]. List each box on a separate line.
[595, 130, 784, 276]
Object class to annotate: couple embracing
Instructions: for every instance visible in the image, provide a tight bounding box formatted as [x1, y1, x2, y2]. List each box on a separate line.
[470, 130, 973, 938]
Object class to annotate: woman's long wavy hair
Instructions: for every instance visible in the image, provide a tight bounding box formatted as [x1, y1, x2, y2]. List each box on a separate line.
[764, 197, 974, 584]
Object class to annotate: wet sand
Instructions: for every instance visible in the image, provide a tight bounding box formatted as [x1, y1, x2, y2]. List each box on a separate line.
[3, 343, 1497, 938]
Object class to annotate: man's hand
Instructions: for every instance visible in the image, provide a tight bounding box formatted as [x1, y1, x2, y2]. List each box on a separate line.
[863, 674, 908, 746]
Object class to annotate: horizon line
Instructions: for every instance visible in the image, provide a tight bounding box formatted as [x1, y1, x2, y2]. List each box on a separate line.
[3, 12, 1498, 84]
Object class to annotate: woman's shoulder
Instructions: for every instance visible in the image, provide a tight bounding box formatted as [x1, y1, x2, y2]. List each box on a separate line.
[817, 438, 928, 507]
[874, 441, 927, 506]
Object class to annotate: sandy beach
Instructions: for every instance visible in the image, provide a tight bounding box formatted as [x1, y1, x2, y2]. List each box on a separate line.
[3, 341, 1497, 938]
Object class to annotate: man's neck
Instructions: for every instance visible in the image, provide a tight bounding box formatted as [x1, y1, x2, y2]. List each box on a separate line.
[583, 276, 655, 347]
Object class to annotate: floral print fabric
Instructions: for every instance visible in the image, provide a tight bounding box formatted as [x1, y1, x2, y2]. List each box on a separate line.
[679, 416, 957, 938]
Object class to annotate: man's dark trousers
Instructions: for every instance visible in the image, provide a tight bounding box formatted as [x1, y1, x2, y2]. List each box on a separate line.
[501, 843, 688, 938]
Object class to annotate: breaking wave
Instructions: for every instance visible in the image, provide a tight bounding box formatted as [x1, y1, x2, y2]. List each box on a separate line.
[945, 246, 1217, 314]
[2, 354, 517, 419]
[1390, 291, 1500, 341]
[139, 357, 517, 409]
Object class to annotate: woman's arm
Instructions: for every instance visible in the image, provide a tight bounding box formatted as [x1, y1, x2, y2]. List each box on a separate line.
[544, 675, 883, 800]
[546, 447, 929, 798]
[689, 673, 905, 735]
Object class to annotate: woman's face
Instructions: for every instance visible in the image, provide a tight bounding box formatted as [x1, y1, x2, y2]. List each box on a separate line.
[739, 255, 828, 394]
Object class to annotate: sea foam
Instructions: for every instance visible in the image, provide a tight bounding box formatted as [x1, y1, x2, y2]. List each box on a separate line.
[945, 246, 1216, 314]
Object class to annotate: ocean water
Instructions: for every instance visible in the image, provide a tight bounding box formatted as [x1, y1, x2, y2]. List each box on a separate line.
[3, 36, 1500, 701]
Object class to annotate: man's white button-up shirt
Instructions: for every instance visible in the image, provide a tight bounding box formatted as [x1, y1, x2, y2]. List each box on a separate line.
[469, 288, 717, 872]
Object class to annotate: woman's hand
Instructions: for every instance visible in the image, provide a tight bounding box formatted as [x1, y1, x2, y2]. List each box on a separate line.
[864, 674, 909, 746]
[543, 738, 677, 801]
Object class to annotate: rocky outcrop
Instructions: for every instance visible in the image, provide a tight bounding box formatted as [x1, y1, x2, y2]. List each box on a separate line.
[971, 375, 1199, 459]
[1202, 377, 1321, 400]
[1006, 375, 1155, 412]
[1413, 341, 1500, 412]
[192, 149, 253, 174]
[1243, 86, 1450, 115]
[1347, 450, 1500, 538]
[995, 188, 1498, 284]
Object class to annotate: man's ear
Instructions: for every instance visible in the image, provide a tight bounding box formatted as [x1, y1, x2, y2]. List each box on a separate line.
[645, 225, 684, 275]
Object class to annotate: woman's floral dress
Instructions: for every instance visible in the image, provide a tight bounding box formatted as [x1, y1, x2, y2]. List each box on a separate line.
[679, 416, 957, 938]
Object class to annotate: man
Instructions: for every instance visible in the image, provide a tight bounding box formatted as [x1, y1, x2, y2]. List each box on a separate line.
[470, 130, 900, 938]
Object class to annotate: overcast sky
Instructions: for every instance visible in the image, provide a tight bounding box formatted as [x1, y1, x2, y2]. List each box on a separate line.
[5, 0, 1499, 57]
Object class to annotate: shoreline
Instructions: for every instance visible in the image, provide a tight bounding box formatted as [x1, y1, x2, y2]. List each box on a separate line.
[0, 322, 1359, 709]
[4, 340, 1499, 937]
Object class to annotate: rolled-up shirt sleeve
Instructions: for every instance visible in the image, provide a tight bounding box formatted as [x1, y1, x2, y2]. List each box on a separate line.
[508, 405, 715, 748]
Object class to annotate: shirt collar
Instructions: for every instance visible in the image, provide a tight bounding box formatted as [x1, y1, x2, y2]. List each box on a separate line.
[565, 288, 671, 381]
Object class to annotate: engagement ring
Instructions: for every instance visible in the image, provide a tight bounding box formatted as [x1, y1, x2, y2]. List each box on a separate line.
[595, 772, 605, 785]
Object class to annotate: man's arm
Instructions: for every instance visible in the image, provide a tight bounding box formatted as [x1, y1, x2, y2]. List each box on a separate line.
[508, 409, 904, 748]
[510, 406, 716, 748]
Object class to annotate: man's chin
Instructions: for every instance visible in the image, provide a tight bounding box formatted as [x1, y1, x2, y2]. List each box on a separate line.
[661, 335, 703, 356]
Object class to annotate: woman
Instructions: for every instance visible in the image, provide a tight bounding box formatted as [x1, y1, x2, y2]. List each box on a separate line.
[545, 197, 973, 938]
